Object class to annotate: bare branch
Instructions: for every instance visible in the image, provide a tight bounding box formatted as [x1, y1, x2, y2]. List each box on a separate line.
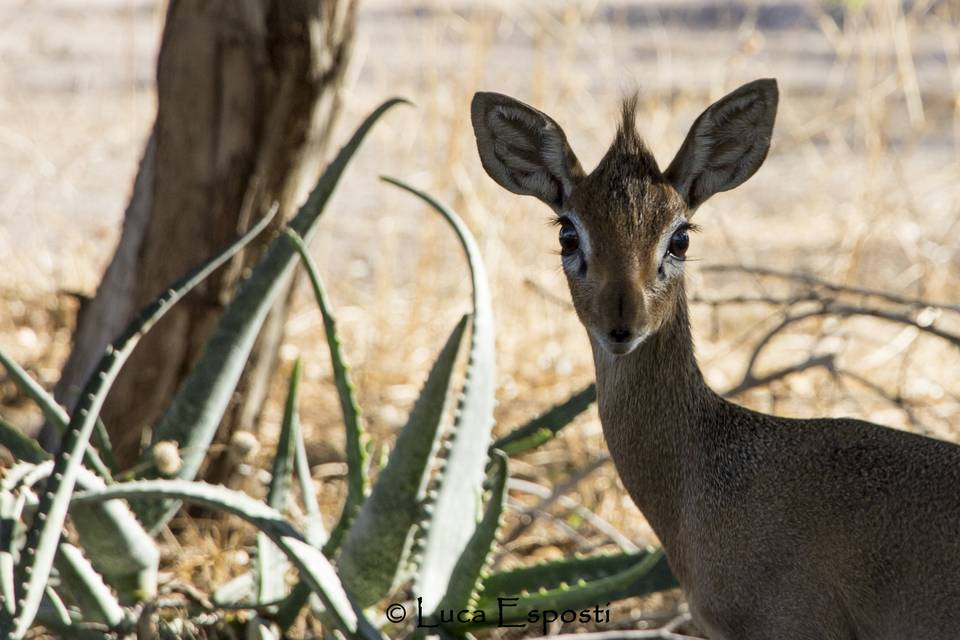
[507, 476, 638, 553]
[736, 302, 960, 391]
[722, 354, 836, 398]
[702, 264, 960, 313]
[689, 292, 817, 307]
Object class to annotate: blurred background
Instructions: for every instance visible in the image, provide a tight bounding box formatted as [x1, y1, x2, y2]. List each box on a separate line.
[3, 0, 960, 634]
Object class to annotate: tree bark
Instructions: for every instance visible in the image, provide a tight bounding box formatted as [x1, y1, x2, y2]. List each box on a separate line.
[49, 0, 357, 472]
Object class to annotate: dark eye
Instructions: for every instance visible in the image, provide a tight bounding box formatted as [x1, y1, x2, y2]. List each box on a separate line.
[559, 224, 580, 256]
[668, 226, 689, 259]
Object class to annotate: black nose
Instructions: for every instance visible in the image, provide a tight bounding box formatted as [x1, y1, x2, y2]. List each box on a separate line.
[609, 328, 632, 343]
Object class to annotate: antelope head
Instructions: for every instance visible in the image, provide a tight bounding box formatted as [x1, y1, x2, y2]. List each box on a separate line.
[471, 79, 778, 356]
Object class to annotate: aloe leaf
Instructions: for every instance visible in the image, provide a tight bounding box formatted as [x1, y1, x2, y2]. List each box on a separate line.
[227, 417, 326, 623]
[143, 99, 408, 532]
[0, 557, 10, 617]
[0, 206, 277, 639]
[445, 547, 676, 632]
[477, 548, 674, 605]
[294, 411, 325, 547]
[286, 229, 367, 554]
[69, 473, 160, 604]
[434, 451, 508, 615]
[1, 462, 40, 494]
[212, 571, 256, 607]
[0, 418, 49, 464]
[1, 476, 35, 598]
[258, 360, 302, 604]
[34, 591, 119, 639]
[268, 359, 302, 512]
[54, 543, 124, 627]
[1, 489, 21, 615]
[5, 459, 158, 609]
[40, 587, 71, 629]
[1, 466, 142, 627]
[337, 315, 468, 607]
[382, 177, 496, 614]
[491, 384, 596, 456]
[273, 397, 327, 630]
[0, 350, 112, 478]
[71, 479, 382, 640]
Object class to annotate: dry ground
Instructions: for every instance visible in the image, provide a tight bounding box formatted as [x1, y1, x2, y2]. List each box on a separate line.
[3, 0, 960, 636]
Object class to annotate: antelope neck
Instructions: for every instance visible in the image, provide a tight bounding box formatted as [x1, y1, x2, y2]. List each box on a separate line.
[590, 284, 711, 565]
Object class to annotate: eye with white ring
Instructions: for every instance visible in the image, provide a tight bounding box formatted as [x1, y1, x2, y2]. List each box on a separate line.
[658, 220, 697, 278]
[668, 224, 690, 260]
[559, 223, 579, 256]
[556, 213, 590, 277]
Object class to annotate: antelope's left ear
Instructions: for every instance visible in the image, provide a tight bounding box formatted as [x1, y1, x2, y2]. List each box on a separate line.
[665, 79, 778, 210]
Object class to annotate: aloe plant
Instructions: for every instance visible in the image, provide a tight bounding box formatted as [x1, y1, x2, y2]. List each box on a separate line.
[0, 99, 402, 638]
[0, 198, 280, 638]
[0, 99, 680, 638]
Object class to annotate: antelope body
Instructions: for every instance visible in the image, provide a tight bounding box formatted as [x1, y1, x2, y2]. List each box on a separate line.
[471, 80, 960, 639]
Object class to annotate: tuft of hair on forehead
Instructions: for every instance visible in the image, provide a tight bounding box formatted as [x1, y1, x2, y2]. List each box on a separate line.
[608, 94, 660, 177]
[616, 95, 642, 151]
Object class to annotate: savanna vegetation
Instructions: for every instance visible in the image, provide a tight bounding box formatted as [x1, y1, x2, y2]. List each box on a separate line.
[2, 1, 960, 637]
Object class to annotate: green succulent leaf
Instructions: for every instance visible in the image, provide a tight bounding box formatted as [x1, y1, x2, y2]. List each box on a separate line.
[71, 479, 382, 640]
[287, 229, 367, 554]
[0, 418, 49, 464]
[0, 351, 112, 478]
[272, 383, 329, 632]
[54, 543, 125, 628]
[492, 384, 596, 456]
[69, 476, 160, 604]
[258, 359, 302, 605]
[212, 571, 256, 608]
[1, 487, 23, 615]
[477, 548, 675, 605]
[294, 409, 325, 548]
[267, 358, 302, 513]
[5, 459, 159, 612]
[338, 315, 469, 607]
[0, 204, 277, 639]
[382, 177, 497, 615]
[434, 451, 508, 615]
[38, 588, 71, 630]
[446, 547, 677, 632]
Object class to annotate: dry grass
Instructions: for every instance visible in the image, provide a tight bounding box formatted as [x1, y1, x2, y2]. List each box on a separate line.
[4, 0, 960, 636]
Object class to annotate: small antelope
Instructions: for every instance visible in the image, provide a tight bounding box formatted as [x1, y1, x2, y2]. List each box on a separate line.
[471, 80, 960, 639]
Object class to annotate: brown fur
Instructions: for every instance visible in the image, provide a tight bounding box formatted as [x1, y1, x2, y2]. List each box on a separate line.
[472, 80, 960, 639]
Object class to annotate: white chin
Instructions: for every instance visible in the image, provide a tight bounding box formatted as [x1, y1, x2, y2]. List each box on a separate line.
[600, 334, 645, 356]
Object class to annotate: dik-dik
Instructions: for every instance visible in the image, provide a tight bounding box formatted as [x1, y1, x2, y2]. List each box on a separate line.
[471, 79, 960, 639]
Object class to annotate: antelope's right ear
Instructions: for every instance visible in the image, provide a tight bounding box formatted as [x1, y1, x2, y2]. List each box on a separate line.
[471, 92, 584, 210]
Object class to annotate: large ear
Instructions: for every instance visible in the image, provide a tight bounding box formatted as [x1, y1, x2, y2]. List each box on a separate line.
[665, 79, 778, 210]
[471, 92, 585, 210]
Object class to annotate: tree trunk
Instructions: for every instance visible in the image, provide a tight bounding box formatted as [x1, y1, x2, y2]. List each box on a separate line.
[49, 0, 357, 472]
